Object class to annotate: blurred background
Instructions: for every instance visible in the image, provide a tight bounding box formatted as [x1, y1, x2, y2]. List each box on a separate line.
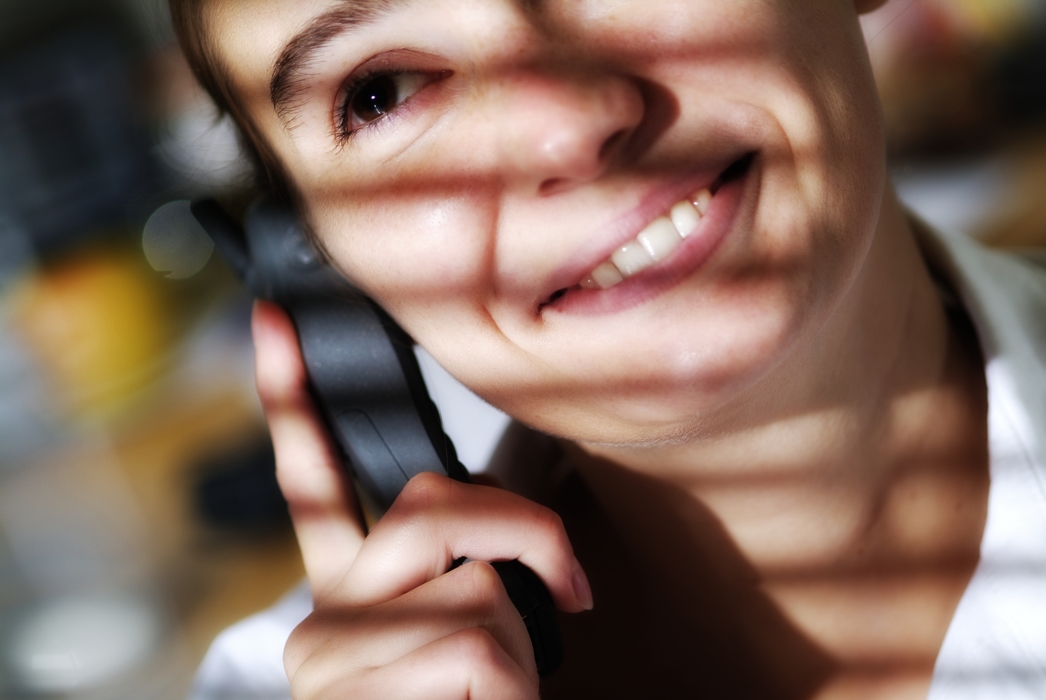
[0, 0, 1042, 697]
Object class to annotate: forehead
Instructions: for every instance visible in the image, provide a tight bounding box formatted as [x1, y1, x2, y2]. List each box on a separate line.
[208, 0, 339, 111]
[207, 0, 804, 96]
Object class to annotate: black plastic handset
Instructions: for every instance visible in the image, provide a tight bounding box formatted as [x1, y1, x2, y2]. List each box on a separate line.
[191, 198, 563, 677]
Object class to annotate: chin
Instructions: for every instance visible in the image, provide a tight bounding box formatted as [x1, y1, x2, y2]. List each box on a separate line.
[511, 310, 807, 446]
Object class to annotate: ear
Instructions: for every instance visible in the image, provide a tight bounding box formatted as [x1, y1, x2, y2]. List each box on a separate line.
[854, 0, 890, 13]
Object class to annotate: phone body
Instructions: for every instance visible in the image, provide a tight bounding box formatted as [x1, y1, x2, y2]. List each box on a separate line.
[191, 197, 563, 676]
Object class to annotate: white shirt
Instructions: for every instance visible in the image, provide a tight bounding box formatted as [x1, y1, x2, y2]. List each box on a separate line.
[919, 228, 1046, 699]
[190, 227, 1046, 699]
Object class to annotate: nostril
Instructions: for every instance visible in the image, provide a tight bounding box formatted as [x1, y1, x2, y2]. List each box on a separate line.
[599, 128, 629, 163]
[538, 177, 567, 196]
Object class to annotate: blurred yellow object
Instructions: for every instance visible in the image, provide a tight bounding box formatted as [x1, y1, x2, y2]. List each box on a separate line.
[945, 0, 1033, 41]
[11, 243, 174, 418]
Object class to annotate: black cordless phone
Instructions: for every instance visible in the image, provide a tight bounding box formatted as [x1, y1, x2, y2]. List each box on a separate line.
[191, 198, 563, 677]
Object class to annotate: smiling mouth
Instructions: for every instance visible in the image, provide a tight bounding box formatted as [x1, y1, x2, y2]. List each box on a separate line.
[541, 153, 754, 308]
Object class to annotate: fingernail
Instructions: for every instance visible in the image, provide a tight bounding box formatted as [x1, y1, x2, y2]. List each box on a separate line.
[571, 557, 594, 610]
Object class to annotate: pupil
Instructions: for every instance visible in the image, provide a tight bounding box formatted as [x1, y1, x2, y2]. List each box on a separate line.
[352, 76, 396, 123]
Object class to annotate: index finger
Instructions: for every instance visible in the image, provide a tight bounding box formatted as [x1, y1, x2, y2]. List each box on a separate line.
[253, 300, 366, 600]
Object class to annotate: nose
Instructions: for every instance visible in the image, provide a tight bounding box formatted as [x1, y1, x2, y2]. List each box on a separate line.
[495, 69, 645, 195]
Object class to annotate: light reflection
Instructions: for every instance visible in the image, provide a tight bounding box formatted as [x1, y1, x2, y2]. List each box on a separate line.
[143, 201, 216, 280]
[8, 595, 161, 694]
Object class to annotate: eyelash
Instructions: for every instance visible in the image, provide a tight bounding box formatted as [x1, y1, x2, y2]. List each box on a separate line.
[334, 67, 448, 143]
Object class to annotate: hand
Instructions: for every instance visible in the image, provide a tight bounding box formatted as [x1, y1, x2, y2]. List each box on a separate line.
[252, 300, 593, 699]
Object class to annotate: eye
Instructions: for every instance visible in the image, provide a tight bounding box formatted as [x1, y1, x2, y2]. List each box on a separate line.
[339, 71, 438, 136]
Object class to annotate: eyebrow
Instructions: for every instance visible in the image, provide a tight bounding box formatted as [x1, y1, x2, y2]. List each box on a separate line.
[270, 0, 397, 126]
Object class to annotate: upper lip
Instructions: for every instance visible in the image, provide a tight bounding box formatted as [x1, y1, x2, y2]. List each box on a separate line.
[538, 152, 750, 309]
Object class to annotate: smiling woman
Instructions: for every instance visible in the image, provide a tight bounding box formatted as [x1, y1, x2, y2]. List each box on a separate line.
[173, 1, 1046, 699]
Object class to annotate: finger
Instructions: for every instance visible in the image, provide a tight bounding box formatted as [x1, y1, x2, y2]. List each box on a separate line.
[293, 628, 538, 700]
[340, 472, 592, 613]
[360, 629, 537, 700]
[286, 561, 537, 681]
[253, 299, 365, 598]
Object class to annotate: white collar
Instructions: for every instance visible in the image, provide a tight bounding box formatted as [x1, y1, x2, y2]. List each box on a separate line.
[916, 222, 1046, 698]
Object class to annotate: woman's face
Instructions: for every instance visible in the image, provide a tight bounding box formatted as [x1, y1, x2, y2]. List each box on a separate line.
[213, 0, 886, 445]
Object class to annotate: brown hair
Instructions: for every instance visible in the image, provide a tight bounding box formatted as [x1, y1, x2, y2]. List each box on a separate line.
[169, 0, 293, 202]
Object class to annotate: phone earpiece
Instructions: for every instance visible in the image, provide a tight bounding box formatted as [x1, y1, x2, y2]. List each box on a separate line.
[191, 197, 563, 676]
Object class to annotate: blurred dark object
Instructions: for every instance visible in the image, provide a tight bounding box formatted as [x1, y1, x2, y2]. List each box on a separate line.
[864, 0, 1046, 157]
[994, 29, 1046, 124]
[193, 437, 292, 533]
[0, 14, 160, 258]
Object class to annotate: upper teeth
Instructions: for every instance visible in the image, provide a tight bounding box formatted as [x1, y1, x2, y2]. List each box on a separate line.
[580, 188, 713, 290]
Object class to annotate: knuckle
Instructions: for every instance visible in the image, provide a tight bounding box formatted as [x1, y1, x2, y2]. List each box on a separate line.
[272, 466, 301, 502]
[272, 455, 324, 504]
[289, 656, 337, 700]
[392, 471, 451, 515]
[459, 560, 505, 607]
[255, 366, 298, 409]
[285, 612, 367, 696]
[532, 505, 569, 548]
[284, 617, 319, 680]
[453, 626, 503, 667]
[254, 371, 281, 405]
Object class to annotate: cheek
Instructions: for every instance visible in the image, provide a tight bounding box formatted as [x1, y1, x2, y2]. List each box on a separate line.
[312, 191, 496, 317]
[308, 189, 554, 416]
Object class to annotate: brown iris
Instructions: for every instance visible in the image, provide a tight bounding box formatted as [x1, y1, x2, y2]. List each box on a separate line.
[350, 76, 397, 124]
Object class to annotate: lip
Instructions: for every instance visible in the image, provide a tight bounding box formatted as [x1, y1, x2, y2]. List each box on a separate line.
[539, 153, 755, 316]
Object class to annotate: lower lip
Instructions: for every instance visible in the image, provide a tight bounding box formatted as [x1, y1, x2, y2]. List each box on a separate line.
[542, 161, 753, 316]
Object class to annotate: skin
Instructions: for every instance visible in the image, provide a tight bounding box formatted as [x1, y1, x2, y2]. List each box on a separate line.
[211, 0, 990, 697]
